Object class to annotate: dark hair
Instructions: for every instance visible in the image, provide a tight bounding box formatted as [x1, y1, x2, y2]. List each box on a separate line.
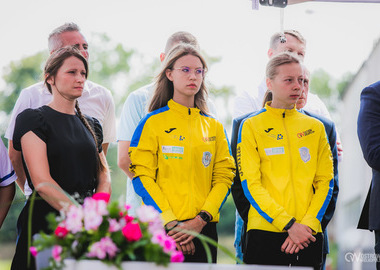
[149, 43, 209, 114]
[44, 46, 88, 93]
[44, 46, 106, 175]
[262, 90, 273, 108]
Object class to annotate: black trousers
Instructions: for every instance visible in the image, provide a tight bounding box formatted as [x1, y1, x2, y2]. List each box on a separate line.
[244, 229, 323, 270]
[184, 222, 218, 263]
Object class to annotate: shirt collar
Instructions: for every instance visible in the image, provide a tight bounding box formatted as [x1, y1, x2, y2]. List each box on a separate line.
[168, 99, 200, 117]
[264, 101, 298, 118]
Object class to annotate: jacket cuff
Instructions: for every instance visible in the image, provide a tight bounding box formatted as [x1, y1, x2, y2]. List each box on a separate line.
[272, 212, 293, 231]
[202, 201, 219, 221]
[161, 209, 177, 225]
[300, 215, 321, 233]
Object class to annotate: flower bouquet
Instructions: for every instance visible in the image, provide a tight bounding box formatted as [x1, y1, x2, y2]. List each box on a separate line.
[31, 194, 184, 270]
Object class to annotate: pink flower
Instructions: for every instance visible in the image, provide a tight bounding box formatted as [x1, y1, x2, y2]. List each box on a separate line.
[52, 245, 63, 262]
[148, 219, 165, 235]
[84, 211, 103, 231]
[83, 197, 108, 216]
[87, 237, 119, 259]
[29, 246, 38, 257]
[162, 237, 176, 253]
[83, 198, 108, 230]
[124, 215, 134, 224]
[92, 192, 111, 203]
[122, 222, 142, 242]
[124, 204, 131, 211]
[136, 205, 160, 223]
[108, 218, 121, 232]
[152, 232, 176, 253]
[54, 224, 69, 238]
[66, 205, 83, 233]
[170, 250, 184, 263]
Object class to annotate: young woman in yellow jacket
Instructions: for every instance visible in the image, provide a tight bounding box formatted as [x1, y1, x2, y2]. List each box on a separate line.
[129, 43, 235, 262]
[237, 52, 333, 269]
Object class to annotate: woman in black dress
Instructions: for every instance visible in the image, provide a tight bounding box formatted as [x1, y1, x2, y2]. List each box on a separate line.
[11, 46, 111, 269]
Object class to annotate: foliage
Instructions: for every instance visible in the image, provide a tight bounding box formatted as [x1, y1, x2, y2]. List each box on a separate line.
[217, 196, 236, 236]
[0, 51, 47, 116]
[310, 68, 353, 116]
[32, 197, 183, 270]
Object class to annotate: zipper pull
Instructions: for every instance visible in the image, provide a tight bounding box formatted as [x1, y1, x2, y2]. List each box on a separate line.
[188, 108, 191, 115]
[282, 111, 285, 118]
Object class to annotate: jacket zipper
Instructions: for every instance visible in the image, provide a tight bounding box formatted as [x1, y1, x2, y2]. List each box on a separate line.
[188, 110, 194, 216]
[282, 110, 297, 219]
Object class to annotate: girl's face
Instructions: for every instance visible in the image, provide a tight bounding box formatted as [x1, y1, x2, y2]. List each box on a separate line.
[166, 54, 204, 106]
[47, 56, 86, 100]
[266, 62, 303, 110]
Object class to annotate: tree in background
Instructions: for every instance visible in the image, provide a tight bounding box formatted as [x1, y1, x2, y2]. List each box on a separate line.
[310, 69, 353, 113]
[0, 33, 236, 245]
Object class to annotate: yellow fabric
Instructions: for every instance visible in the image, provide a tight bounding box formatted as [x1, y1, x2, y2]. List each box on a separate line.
[129, 99, 235, 225]
[237, 102, 333, 233]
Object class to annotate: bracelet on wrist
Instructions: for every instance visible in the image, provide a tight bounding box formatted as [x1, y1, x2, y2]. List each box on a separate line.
[195, 215, 206, 224]
[165, 221, 180, 233]
[197, 211, 211, 223]
[284, 217, 296, 231]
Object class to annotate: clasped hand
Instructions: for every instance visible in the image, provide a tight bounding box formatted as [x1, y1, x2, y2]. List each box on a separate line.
[281, 222, 316, 254]
[167, 217, 206, 256]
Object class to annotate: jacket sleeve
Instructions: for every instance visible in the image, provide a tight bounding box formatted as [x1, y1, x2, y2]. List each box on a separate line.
[129, 118, 177, 225]
[231, 116, 251, 223]
[238, 119, 293, 231]
[300, 123, 334, 232]
[201, 122, 235, 220]
[357, 85, 380, 171]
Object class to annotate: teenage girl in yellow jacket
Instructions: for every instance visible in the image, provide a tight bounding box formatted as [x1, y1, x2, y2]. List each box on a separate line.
[238, 52, 333, 269]
[129, 43, 235, 262]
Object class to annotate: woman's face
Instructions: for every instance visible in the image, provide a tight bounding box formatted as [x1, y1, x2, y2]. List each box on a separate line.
[166, 54, 204, 105]
[48, 56, 86, 100]
[266, 62, 303, 110]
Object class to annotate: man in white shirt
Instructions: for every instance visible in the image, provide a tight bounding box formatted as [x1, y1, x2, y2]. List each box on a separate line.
[233, 30, 332, 120]
[6, 22, 116, 195]
[0, 139, 17, 228]
[117, 31, 217, 214]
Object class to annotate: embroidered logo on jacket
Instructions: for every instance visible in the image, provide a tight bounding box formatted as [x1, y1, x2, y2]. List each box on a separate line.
[163, 154, 183, 160]
[277, 134, 283, 140]
[162, 146, 184, 154]
[202, 151, 212, 167]
[165, 128, 177, 133]
[297, 129, 315, 138]
[265, 147, 285, 156]
[299, 147, 311, 162]
[264, 128, 273, 133]
[202, 136, 216, 142]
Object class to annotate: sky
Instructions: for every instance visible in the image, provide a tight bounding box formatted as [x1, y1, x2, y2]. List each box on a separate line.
[1, 0, 380, 99]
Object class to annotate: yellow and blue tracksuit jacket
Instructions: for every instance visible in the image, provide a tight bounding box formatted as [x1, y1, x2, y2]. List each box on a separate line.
[237, 102, 333, 233]
[129, 99, 236, 225]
